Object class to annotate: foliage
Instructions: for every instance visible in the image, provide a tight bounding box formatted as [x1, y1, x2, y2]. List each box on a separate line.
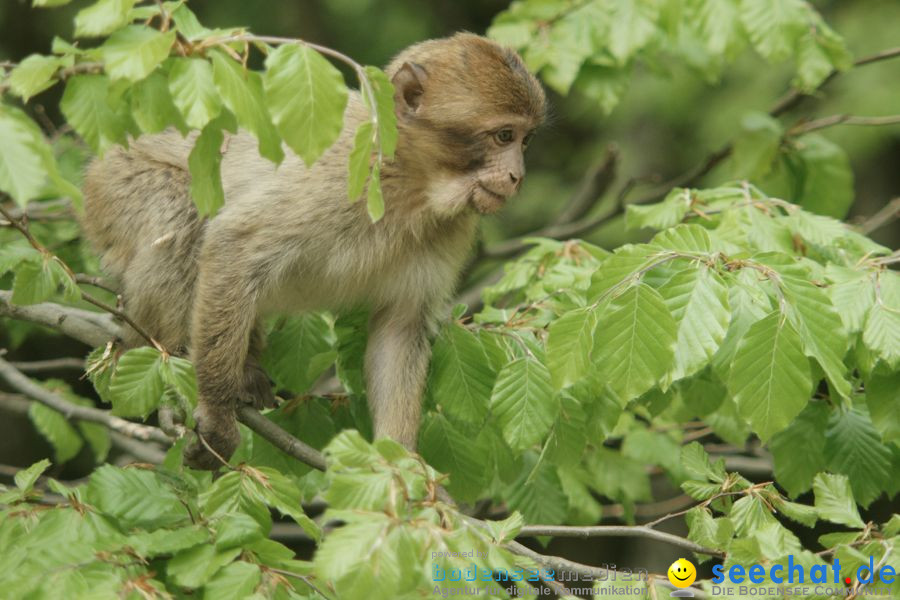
[1, 1, 899, 600]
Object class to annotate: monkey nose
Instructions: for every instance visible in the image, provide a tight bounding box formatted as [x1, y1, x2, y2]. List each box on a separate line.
[509, 172, 520, 184]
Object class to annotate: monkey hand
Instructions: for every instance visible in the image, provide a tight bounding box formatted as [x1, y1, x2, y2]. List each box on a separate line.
[184, 405, 240, 470]
[242, 359, 277, 409]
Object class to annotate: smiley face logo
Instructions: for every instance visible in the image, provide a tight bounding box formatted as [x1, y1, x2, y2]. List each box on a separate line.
[667, 558, 697, 588]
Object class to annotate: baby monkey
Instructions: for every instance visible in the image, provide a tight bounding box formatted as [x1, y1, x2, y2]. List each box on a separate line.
[82, 33, 546, 468]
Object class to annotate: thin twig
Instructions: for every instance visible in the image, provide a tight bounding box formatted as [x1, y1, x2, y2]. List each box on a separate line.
[0, 358, 170, 445]
[9, 357, 85, 372]
[517, 524, 724, 558]
[0, 392, 167, 463]
[789, 113, 900, 136]
[859, 197, 900, 234]
[74, 274, 119, 296]
[236, 405, 326, 471]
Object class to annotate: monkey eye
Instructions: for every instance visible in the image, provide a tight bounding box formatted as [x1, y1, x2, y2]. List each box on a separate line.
[522, 132, 534, 148]
[494, 129, 515, 145]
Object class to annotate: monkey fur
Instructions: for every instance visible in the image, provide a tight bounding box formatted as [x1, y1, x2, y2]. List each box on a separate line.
[81, 33, 546, 469]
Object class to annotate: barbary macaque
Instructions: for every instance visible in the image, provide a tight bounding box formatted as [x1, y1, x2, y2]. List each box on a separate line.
[81, 33, 546, 468]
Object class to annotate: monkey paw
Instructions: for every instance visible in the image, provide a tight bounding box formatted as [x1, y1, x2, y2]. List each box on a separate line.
[184, 411, 240, 470]
[241, 361, 276, 409]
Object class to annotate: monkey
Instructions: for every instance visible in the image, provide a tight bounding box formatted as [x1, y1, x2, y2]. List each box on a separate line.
[80, 33, 546, 469]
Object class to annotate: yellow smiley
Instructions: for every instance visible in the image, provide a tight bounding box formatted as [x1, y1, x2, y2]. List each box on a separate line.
[667, 558, 697, 588]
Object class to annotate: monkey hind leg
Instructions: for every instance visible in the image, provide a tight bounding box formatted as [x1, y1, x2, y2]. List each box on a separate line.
[83, 150, 204, 351]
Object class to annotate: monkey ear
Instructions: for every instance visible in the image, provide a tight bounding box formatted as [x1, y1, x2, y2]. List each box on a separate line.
[391, 62, 427, 115]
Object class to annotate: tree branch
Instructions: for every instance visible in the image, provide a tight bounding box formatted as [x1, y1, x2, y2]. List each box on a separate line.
[788, 113, 900, 136]
[0, 392, 166, 463]
[859, 197, 900, 235]
[236, 405, 326, 471]
[517, 524, 724, 558]
[0, 290, 119, 347]
[0, 358, 170, 445]
[769, 46, 900, 117]
[9, 357, 85, 372]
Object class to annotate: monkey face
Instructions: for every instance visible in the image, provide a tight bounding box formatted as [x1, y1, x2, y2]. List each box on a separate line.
[386, 33, 546, 218]
[469, 122, 534, 214]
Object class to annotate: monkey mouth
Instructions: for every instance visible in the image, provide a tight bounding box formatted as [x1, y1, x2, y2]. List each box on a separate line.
[472, 183, 508, 214]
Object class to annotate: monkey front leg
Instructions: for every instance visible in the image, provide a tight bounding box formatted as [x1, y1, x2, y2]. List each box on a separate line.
[365, 307, 431, 450]
[184, 267, 273, 469]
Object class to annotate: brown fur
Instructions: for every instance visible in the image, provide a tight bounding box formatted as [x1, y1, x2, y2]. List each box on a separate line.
[81, 33, 545, 468]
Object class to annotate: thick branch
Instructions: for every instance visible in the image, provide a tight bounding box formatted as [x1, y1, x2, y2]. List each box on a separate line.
[0, 357, 170, 445]
[0, 290, 118, 347]
[517, 524, 724, 558]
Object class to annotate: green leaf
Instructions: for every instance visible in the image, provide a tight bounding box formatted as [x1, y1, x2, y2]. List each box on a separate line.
[862, 272, 900, 368]
[347, 122, 374, 202]
[168, 544, 241, 588]
[0, 108, 51, 206]
[261, 314, 334, 395]
[681, 441, 726, 483]
[607, 0, 660, 63]
[168, 58, 222, 129]
[731, 496, 777, 536]
[827, 267, 874, 335]
[625, 188, 692, 230]
[731, 112, 783, 179]
[507, 455, 568, 524]
[813, 472, 865, 528]
[129, 70, 186, 133]
[824, 406, 892, 507]
[12, 255, 78, 305]
[203, 561, 261, 600]
[739, 0, 806, 63]
[14, 459, 51, 491]
[780, 274, 851, 399]
[546, 307, 598, 390]
[659, 267, 730, 384]
[728, 311, 812, 441]
[100, 25, 175, 81]
[490, 356, 557, 450]
[74, 0, 137, 37]
[188, 112, 235, 217]
[108, 346, 165, 418]
[86, 464, 188, 528]
[29, 403, 83, 463]
[775, 498, 817, 527]
[211, 51, 283, 164]
[362, 66, 397, 159]
[419, 413, 488, 502]
[792, 135, 854, 219]
[594, 283, 678, 402]
[60, 75, 128, 153]
[78, 420, 111, 463]
[263, 44, 348, 166]
[485, 512, 525, 544]
[866, 371, 900, 443]
[33, 0, 73, 6]
[429, 324, 496, 427]
[770, 402, 828, 498]
[366, 162, 384, 222]
[8, 54, 63, 101]
[161, 355, 198, 409]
